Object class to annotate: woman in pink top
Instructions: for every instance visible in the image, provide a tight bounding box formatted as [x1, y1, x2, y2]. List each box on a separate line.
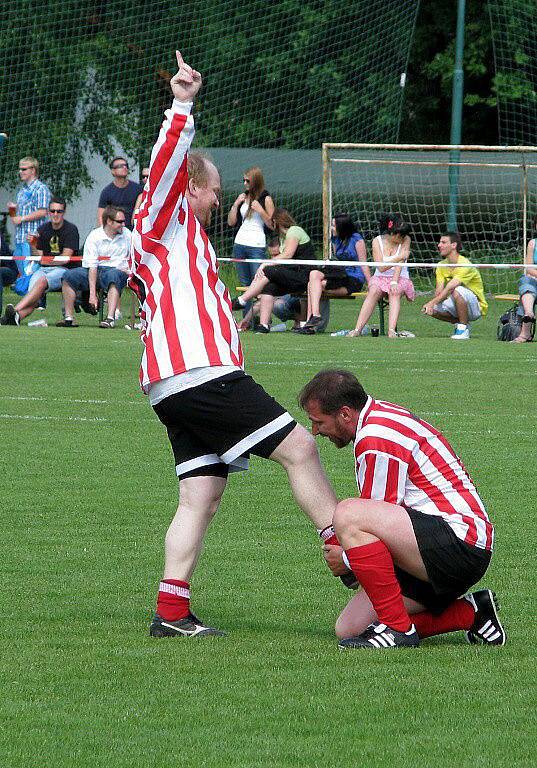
[348, 213, 414, 338]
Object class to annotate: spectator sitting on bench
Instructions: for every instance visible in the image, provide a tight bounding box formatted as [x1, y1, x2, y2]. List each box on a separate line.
[348, 213, 414, 338]
[512, 214, 537, 343]
[57, 205, 131, 328]
[421, 232, 487, 340]
[0, 197, 79, 326]
[231, 208, 316, 333]
[297, 213, 371, 335]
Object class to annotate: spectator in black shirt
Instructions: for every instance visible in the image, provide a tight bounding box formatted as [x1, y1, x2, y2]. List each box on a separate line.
[97, 157, 141, 230]
[0, 197, 79, 326]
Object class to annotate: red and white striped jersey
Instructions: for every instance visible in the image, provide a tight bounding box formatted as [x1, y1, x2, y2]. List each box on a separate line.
[128, 99, 243, 391]
[354, 397, 493, 551]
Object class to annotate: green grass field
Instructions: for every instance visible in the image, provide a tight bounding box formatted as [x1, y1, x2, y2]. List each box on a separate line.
[0, 292, 535, 768]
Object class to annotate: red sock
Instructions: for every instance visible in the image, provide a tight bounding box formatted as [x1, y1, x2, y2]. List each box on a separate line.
[156, 579, 190, 620]
[319, 525, 340, 547]
[412, 598, 475, 639]
[346, 541, 411, 632]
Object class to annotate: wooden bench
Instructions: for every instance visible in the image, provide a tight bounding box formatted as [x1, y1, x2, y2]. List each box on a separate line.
[494, 294, 518, 302]
[236, 288, 387, 335]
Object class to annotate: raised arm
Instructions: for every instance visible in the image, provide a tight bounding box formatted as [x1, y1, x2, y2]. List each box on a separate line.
[137, 51, 202, 241]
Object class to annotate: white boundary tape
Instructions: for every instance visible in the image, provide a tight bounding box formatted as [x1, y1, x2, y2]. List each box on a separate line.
[0, 255, 530, 270]
[216, 257, 527, 270]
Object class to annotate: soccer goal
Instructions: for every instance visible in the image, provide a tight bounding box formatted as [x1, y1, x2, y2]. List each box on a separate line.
[322, 143, 537, 294]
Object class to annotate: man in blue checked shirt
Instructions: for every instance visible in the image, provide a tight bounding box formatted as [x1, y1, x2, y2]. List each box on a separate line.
[8, 156, 51, 278]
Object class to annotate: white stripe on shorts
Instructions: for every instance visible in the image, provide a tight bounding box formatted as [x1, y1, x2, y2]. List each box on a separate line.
[175, 453, 222, 476]
[219, 412, 295, 464]
[175, 452, 250, 478]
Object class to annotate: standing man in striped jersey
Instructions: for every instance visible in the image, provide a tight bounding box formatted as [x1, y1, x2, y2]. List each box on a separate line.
[299, 369, 506, 649]
[129, 52, 340, 638]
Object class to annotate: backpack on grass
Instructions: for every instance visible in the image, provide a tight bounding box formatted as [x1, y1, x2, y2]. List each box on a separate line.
[497, 301, 534, 341]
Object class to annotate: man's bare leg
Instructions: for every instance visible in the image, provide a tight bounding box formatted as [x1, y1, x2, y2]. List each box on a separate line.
[105, 284, 120, 319]
[15, 276, 48, 319]
[163, 475, 227, 581]
[429, 309, 457, 324]
[62, 280, 77, 318]
[269, 424, 337, 530]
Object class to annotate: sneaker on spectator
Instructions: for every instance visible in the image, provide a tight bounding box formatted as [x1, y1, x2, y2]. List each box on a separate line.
[255, 324, 270, 334]
[56, 318, 79, 327]
[99, 317, 115, 329]
[451, 324, 470, 339]
[0, 304, 20, 326]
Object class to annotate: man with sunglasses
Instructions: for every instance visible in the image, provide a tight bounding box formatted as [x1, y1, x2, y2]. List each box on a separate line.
[1, 197, 79, 326]
[7, 156, 51, 278]
[58, 205, 131, 328]
[97, 157, 142, 230]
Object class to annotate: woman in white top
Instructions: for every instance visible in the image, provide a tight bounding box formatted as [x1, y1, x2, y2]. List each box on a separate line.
[227, 167, 274, 310]
[348, 213, 414, 338]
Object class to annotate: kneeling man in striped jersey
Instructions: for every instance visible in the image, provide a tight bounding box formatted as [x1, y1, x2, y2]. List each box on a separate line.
[129, 52, 341, 637]
[299, 369, 506, 649]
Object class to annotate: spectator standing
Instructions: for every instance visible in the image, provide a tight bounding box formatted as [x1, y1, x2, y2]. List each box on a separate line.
[8, 156, 51, 276]
[348, 214, 414, 338]
[97, 157, 141, 230]
[58, 205, 130, 328]
[0, 197, 79, 326]
[511, 215, 537, 343]
[227, 167, 274, 311]
[421, 232, 488, 340]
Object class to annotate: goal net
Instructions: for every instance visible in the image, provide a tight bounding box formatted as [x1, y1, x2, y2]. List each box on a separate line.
[489, 0, 537, 147]
[323, 143, 537, 295]
[0, 0, 420, 253]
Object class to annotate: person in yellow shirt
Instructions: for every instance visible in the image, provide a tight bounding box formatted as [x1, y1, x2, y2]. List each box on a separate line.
[422, 232, 488, 339]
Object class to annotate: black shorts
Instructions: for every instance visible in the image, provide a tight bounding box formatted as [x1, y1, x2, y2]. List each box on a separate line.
[153, 371, 296, 480]
[261, 264, 313, 296]
[395, 507, 492, 612]
[322, 270, 363, 294]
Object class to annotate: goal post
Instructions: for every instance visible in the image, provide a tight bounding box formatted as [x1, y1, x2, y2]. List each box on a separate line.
[322, 143, 537, 294]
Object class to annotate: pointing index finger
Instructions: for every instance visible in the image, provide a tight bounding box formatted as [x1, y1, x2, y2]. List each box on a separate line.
[176, 50, 184, 68]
